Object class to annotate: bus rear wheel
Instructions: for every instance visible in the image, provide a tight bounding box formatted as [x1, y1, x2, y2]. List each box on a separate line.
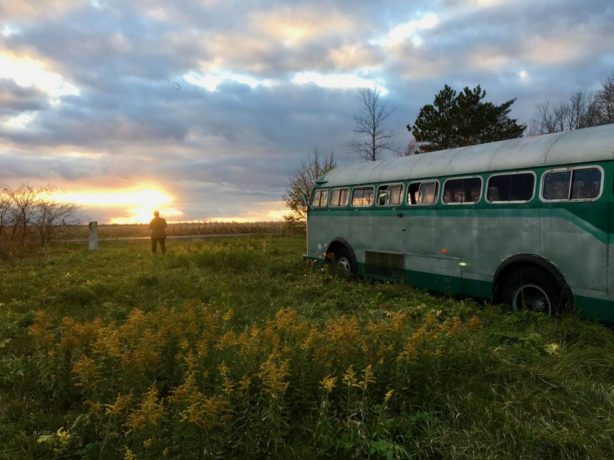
[499, 267, 565, 315]
[330, 247, 356, 274]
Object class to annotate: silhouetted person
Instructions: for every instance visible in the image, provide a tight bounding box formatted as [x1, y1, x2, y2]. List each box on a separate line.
[149, 210, 167, 254]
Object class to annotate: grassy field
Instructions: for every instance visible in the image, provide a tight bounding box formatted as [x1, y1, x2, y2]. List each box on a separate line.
[1, 235, 614, 459]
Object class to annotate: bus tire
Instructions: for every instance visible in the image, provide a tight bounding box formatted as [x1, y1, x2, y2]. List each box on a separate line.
[331, 247, 356, 274]
[499, 266, 565, 315]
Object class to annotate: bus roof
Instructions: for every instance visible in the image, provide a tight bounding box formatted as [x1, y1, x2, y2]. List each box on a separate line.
[319, 123, 614, 187]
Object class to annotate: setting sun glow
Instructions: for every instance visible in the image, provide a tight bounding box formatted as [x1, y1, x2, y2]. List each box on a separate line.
[50, 184, 183, 224]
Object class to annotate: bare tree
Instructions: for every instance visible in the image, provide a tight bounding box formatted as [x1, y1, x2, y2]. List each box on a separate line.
[7, 184, 38, 243]
[349, 87, 398, 161]
[529, 99, 577, 135]
[530, 74, 614, 135]
[283, 148, 336, 221]
[0, 186, 12, 238]
[396, 136, 420, 157]
[529, 102, 555, 135]
[583, 96, 604, 128]
[568, 91, 590, 129]
[0, 184, 80, 246]
[593, 75, 614, 124]
[35, 186, 80, 245]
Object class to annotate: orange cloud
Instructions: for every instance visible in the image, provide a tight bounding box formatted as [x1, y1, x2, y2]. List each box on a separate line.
[250, 7, 357, 46]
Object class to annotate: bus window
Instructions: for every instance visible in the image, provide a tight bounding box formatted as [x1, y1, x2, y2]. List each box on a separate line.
[312, 189, 328, 207]
[352, 187, 374, 207]
[571, 168, 601, 200]
[408, 181, 438, 205]
[377, 184, 403, 206]
[330, 188, 349, 207]
[443, 177, 482, 204]
[487, 173, 535, 202]
[543, 171, 571, 200]
[543, 167, 602, 201]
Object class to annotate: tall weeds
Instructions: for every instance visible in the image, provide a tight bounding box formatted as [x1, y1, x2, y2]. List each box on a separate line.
[2, 236, 614, 458]
[27, 303, 481, 458]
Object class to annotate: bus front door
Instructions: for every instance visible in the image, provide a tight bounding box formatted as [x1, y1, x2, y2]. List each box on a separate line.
[404, 209, 462, 295]
[362, 207, 406, 281]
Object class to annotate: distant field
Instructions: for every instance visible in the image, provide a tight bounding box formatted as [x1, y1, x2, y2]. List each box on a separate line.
[1, 235, 614, 459]
[57, 221, 293, 240]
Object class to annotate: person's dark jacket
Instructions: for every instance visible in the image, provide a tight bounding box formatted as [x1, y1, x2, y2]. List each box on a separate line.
[149, 217, 167, 239]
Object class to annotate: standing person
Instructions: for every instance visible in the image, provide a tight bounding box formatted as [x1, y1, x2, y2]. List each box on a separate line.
[149, 210, 167, 254]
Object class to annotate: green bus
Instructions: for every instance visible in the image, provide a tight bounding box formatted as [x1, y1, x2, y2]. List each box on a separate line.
[305, 123, 614, 322]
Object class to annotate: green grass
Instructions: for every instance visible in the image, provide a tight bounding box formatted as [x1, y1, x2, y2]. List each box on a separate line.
[1, 235, 614, 459]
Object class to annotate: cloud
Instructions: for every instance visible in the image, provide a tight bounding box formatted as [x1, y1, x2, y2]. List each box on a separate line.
[3, 112, 36, 130]
[184, 71, 277, 92]
[0, 0, 613, 222]
[326, 43, 383, 71]
[0, 149, 105, 181]
[291, 72, 388, 93]
[0, 0, 83, 19]
[249, 6, 358, 47]
[0, 52, 79, 101]
[372, 13, 440, 48]
[0, 79, 48, 114]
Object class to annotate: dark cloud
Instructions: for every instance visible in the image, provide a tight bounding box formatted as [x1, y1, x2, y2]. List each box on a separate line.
[0, 151, 103, 181]
[1, 78, 363, 158]
[0, 79, 48, 115]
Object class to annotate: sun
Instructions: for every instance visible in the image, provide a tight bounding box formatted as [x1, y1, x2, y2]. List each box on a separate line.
[111, 206, 183, 225]
[49, 183, 183, 224]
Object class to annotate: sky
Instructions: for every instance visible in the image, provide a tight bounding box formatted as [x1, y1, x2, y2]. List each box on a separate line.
[0, 0, 613, 223]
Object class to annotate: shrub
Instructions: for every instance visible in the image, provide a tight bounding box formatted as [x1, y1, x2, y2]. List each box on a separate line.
[25, 303, 483, 458]
[56, 286, 97, 307]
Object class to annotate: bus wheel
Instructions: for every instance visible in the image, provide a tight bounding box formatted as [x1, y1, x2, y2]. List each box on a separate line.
[332, 247, 356, 274]
[499, 267, 563, 315]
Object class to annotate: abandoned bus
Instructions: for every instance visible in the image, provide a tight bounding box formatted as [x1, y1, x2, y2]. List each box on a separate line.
[305, 123, 614, 322]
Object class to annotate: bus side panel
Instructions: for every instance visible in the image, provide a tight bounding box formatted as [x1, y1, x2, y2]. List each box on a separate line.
[439, 212, 476, 296]
[476, 210, 540, 294]
[608, 162, 614, 296]
[307, 212, 350, 260]
[404, 210, 439, 256]
[405, 254, 461, 295]
[403, 211, 462, 295]
[470, 205, 608, 300]
[349, 211, 372, 270]
[610, 201, 614, 295]
[306, 213, 327, 259]
[540, 204, 608, 295]
[369, 211, 405, 253]
[575, 296, 614, 322]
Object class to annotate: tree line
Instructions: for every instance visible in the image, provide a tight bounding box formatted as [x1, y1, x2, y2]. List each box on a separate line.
[0, 184, 79, 247]
[529, 75, 614, 134]
[285, 72, 614, 220]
